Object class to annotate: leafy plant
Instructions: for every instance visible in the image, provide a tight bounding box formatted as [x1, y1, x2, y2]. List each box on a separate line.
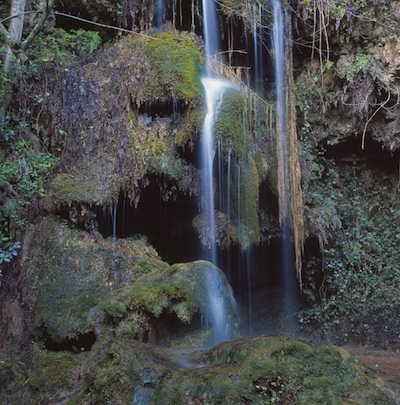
[302, 158, 400, 349]
[0, 116, 57, 275]
[29, 28, 102, 64]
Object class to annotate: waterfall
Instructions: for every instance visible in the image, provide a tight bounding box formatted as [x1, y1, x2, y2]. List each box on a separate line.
[202, 0, 220, 72]
[200, 0, 238, 344]
[253, 3, 264, 93]
[154, 0, 163, 28]
[271, 0, 288, 223]
[200, 77, 233, 264]
[271, 0, 297, 332]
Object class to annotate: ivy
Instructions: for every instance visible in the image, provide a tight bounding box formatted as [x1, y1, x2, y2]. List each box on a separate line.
[29, 28, 102, 64]
[0, 118, 57, 275]
[302, 158, 400, 349]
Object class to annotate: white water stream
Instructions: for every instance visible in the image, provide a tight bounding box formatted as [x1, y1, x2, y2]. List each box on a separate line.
[200, 0, 237, 344]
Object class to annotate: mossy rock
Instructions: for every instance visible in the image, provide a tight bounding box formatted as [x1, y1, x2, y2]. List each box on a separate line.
[26, 215, 159, 341]
[102, 260, 238, 343]
[214, 88, 247, 161]
[79, 335, 398, 404]
[42, 31, 204, 212]
[0, 359, 26, 403]
[43, 162, 120, 208]
[26, 344, 82, 403]
[144, 31, 203, 103]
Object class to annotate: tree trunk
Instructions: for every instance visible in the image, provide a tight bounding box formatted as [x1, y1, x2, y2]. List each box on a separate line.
[3, 0, 27, 73]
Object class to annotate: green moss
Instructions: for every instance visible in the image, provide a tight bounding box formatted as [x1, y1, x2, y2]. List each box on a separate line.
[27, 345, 81, 400]
[76, 334, 397, 405]
[135, 258, 169, 277]
[44, 160, 120, 208]
[214, 89, 247, 161]
[267, 145, 279, 194]
[229, 159, 260, 249]
[175, 106, 204, 150]
[144, 32, 203, 103]
[0, 360, 25, 403]
[253, 151, 269, 183]
[102, 260, 237, 342]
[27, 215, 159, 341]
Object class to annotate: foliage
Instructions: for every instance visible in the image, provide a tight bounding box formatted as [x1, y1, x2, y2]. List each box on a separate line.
[0, 237, 21, 269]
[29, 28, 102, 65]
[302, 158, 400, 348]
[337, 52, 382, 83]
[0, 116, 57, 273]
[1, 139, 57, 207]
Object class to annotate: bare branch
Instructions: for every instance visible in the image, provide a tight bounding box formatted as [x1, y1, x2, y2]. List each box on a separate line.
[53, 12, 155, 40]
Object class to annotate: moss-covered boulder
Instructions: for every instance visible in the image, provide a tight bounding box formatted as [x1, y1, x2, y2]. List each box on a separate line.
[144, 31, 203, 104]
[23, 215, 159, 342]
[102, 260, 238, 344]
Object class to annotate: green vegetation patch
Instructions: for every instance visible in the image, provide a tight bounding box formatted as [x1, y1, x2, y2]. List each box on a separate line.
[28, 215, 159, 341]
[144, 32, 203, 103]
[215, 89, 247, 161]
[80, 334, 396, 404]
[302, 158, 400, 349]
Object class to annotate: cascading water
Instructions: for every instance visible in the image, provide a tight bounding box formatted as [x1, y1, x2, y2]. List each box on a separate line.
[200, 0, 237, 344]
[271, 0, 297, 332]
[201, 76, 233, 264]
[200, 77, 236, 345]
[202, 0, 219, 72]
[253, 2, 264, 93]
[157, 0, 163, 28]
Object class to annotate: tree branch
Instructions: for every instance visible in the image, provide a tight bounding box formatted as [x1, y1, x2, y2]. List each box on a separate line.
[53, 11, 155, 39]
[21, 0, 57, 51]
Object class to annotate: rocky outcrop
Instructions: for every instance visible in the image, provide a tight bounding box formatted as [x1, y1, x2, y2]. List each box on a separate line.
[294, 0, 400, 152]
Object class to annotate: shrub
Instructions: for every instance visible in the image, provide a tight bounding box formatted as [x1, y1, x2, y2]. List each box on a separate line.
[302, 158, 400, 348]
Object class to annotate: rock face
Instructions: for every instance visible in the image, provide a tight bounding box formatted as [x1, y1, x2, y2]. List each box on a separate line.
[42, 30, 204, 211]
[294, 0, 400, 152]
